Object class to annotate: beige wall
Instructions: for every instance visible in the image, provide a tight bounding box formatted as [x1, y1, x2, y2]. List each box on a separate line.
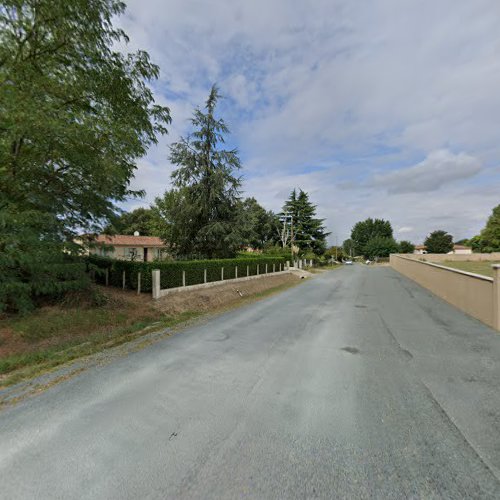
[390, 254, 498, 330]
[90, 246, 166, 262]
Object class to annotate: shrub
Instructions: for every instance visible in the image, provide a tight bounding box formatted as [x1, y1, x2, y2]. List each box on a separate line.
[88, 255, 287, 293]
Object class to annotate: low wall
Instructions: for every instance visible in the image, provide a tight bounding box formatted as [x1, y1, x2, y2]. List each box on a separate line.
[414, 252, 500, 262]
[390, 254, 500, 331]
[152, 270, 291, 299]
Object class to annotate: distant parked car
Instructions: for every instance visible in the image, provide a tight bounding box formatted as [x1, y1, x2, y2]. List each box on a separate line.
[344, 260, 353, 265]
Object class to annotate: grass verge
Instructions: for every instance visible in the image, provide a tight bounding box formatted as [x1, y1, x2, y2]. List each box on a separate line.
[441, 260, 500, 278]
[0, 277, 301, 389]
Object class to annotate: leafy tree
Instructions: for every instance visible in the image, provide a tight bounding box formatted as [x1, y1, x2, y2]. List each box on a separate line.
[478, 204, 500, 252]
[424, 230, 453, 254]
[164, 85, 242, 258]
[350, 218, 393, 257]
[0, 0, 170, 312]
[342, 239, 355, 258]
[282, 189, 329, 255]
[399, 240, 415, 254]
[236, 198, 279, 250]
[364, 237, 399, 259]
[468, 235, 485, 253]
[325, 246, 344, 261]
[106, 208, 158, 236]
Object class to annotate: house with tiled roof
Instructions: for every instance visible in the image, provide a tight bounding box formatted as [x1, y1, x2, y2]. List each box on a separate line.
[413, 244, 472, 255]
[81, 233, 168, 262]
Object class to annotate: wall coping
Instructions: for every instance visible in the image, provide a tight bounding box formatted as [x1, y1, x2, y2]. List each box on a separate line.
[391, 254, 494, 283]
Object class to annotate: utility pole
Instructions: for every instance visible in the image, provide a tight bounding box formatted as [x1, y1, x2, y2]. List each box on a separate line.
[290, 215, 294, 264]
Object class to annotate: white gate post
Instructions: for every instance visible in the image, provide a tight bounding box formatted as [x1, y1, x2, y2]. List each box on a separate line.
[152, 269, 160, 299]
[235, 266, 238, 278]
[493, 264, 500, 331]
[182, 270, 186, 287]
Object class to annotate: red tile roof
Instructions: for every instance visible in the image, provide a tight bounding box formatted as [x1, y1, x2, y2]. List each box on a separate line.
[94, 235, 166, 247]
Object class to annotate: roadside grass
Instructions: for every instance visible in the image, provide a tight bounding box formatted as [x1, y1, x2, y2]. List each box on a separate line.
[441, 261, 500, 278]
[0, 277, 301, 388]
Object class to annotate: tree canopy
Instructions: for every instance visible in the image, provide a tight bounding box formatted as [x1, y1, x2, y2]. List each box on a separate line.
[399, 240, 415, 254]
[282, 189, 329, 255]
[350, 218, 393, 257]
[364, 236, 399, 259]
[477, 204, 500, 252]
[106, 208, 158, 236]
[0, 0, 170, 312]
[236, 198, 279, 250]
[424, 230, 453, 254]
[158, 85, 242, 258]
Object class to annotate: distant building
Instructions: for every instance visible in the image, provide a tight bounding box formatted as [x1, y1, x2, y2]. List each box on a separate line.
[413, 244, 472, 255]
[414, 245, 427, 255]
[448, 244, 472, 255]
[80, 233, 168, 262]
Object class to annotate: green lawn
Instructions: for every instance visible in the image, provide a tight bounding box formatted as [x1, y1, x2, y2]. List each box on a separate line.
[441, 261, 499, 278]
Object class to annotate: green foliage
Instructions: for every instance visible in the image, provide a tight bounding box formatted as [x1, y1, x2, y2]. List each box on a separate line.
[160, 85, 242, 258]
[0, 210, 89, 314]
[324, 246, 344, 261]
[282, 189, 329, 255]
[399, 240, 415, 254]
[0, 0, 169, 312]
[106, 208, 158, 236]
[364, 237, 399, 259]
[351, 218, 393, 257]
[236, 197, 279, 249]
[88, 255, 286, 292]
[424, 230, 454, 254]
[342, 239, 355, 257]
[468, 235, 485, 253]
[477, 204, 500, 252]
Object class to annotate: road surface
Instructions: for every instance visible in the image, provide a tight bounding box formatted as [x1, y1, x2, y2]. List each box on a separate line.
[1, 265, 500, 499]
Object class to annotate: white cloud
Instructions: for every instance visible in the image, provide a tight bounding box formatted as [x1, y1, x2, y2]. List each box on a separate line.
[115, 0, 500, 244]
[370, 150, 481, 194]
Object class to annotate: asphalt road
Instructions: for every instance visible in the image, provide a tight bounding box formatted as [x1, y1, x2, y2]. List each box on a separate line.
[1, 265, 500, 499]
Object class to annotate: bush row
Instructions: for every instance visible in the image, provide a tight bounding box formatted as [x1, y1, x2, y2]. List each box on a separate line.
[88, 255, 287, 293]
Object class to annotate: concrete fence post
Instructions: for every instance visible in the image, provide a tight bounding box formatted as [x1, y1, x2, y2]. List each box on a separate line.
[273, 263, 276, 273]
[257, 264, 260, 275]
[265, 263, 268, 274]
[122, 270, 126, 290]
[235, 266, 238, 278]
[105, 268, 109, 286]
[152, 269, 160, 299]
[137, 272, 141, 295]
[310, 259, 313, 267]
[204, 269, 207, 283]
[221, 267, 224, 281]
[493, 264, 500, 331]
[247, 265, 250, 277]
[182, 270, 186, 287]
[286, 261, 290, 270]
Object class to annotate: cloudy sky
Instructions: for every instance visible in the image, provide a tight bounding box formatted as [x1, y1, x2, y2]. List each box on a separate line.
[118, 0, 500, 245]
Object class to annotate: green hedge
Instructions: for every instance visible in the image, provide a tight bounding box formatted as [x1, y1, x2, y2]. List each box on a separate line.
[88, 255, 287, 293]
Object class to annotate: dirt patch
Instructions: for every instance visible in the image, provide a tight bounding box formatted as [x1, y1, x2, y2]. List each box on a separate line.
[153, 273, 301, 315]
